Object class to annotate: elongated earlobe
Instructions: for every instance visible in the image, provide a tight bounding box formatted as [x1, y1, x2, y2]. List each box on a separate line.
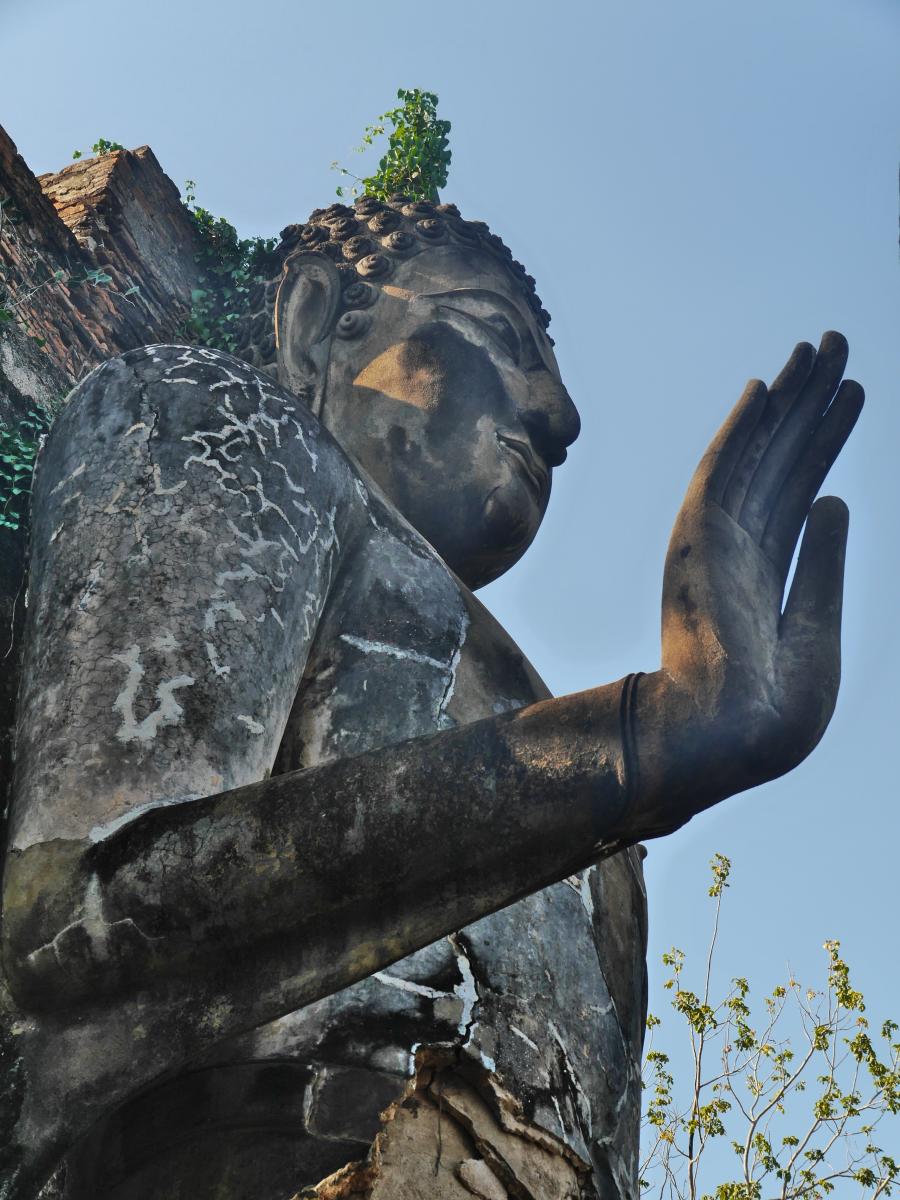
[275, 251, 342, 414]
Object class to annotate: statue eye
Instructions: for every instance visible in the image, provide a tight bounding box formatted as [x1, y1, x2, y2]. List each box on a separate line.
[480, 314, 521, 362]
[437, 302, 524, 363]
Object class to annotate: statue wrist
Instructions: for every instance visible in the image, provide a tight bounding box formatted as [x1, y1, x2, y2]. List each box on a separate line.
[616, 668, 723, 841]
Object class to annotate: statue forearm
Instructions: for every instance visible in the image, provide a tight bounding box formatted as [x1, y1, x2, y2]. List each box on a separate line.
[4, 679, 644, 1014]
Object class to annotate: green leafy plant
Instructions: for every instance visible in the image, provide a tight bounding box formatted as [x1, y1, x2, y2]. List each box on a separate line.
[332, 88, 451, 203]
[180, 180, 277, 353]
[71, 138, 125, 161]
[0, 409, 49, 532]
[642, 855, 899, 1199]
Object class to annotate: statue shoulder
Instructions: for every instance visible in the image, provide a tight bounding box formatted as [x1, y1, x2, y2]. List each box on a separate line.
[41, 343, 369, 534]
[14, 344, 374, 852]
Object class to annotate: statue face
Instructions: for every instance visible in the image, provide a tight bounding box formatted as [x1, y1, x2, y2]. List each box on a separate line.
[320, 245, 580, 588]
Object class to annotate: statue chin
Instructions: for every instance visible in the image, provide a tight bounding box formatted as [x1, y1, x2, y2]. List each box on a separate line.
[452, 481, 545, 589]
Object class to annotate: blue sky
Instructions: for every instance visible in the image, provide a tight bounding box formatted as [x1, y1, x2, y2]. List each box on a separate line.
[4, 0, 899, 1180]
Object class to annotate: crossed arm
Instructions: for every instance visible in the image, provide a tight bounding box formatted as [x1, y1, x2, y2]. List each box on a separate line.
[1, 334, 862, 1026]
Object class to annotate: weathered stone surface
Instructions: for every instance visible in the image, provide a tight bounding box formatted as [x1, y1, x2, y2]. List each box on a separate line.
[0, 127, 202, 831]
[0, 148, 862, 1200]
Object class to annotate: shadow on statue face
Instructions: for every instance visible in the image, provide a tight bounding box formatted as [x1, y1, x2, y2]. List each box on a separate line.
[278, 244, 580, 589]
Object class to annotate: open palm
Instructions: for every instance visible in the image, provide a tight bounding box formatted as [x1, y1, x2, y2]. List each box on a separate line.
[659, 332, 863, 808]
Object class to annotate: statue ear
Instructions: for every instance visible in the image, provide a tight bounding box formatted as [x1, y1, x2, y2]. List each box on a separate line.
[275, 251, 342, 413]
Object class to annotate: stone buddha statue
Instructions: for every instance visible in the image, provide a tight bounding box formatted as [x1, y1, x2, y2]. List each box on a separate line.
[0, 195, 862, 1200]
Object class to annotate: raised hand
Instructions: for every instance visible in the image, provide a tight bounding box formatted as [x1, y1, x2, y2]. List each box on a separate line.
[643, 332, 863, 826]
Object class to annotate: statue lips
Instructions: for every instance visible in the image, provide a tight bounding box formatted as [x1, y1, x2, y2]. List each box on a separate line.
[496, 431, 550, 501]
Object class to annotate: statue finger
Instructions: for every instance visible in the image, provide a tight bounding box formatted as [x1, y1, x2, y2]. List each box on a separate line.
[767, 340, 817, 417]
[761, 380, 863, 581]
[736, 331, 849, 539]
[694, 379, 768, 507]
[778, 495, 849, 704]
[719, 342, 814, 516]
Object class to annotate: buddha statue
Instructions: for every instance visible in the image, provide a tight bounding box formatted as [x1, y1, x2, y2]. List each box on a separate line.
[0, 195, 862, 1200]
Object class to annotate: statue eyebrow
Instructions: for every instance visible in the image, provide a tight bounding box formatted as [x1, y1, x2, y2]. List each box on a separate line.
[422, 288, 550, 370]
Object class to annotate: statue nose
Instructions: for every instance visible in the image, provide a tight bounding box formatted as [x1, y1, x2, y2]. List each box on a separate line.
[520, 371, 581, 468]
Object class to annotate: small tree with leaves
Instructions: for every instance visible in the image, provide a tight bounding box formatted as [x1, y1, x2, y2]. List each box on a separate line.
[332, 87, 451, 203]
[642, 855, 900, 1199]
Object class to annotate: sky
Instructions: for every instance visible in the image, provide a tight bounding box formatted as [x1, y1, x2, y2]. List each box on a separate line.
[3, 0, 900, 1182]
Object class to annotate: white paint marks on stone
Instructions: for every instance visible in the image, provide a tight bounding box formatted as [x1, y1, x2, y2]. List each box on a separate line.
[374, 972, 448, 1002]
[205, 642, 230, 678]
[563, 869, 595, 923]
[49, 461, 85, 495]
[77, 561, 103, 612]
[111, 644, 195, 744]
[236, 714, 265, 735]
[151, 463, 188, 496]
[339, 634, 448, 672]
[204, 599, 247, 631]
[548, 1019, 593, 1135]
[27, 873, 161, 973]
[437, 610, 470, 726]
[289, 418, 319, 471]
[89, 792, 201, 842]
[510, 1024, 540, 1054]
[407, 1040, 421, 1077]
[448, 932, 480, 1037]
[216, 562, 261, 589]
[103, 481, 127, 514]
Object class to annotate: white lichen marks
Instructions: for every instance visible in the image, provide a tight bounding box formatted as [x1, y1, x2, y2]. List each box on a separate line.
[27, 874, 160, 977]
[77, 561, 104, 612]
[49, 461, 85, 495]
[167, 355, 339, 674]
[448, 932, 480, 1038]
[562, 870, 595, 923]
[288, 416, 319, 471]
[204, 599, 247, 631]
[151, 463, 187, 496]
[339, 634, 448, 673]
[374, 973, 448, 1002]
[111, 644, 196, 744]
[510, 1025, 540, 1054]
[548, 1021, 593, 1137]
[438, 610, 470, 727]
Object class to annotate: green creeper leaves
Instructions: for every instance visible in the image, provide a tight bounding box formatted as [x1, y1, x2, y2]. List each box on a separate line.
[180, 181, 277, 353]
[0, 410, 49, 533]
[333, 88, 452, 204]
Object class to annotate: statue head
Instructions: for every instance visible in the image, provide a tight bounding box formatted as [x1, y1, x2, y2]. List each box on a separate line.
[234, 196, 580, 588]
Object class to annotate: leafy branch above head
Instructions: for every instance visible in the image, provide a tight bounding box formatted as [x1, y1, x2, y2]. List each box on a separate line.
[332, 87, 452, 203]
